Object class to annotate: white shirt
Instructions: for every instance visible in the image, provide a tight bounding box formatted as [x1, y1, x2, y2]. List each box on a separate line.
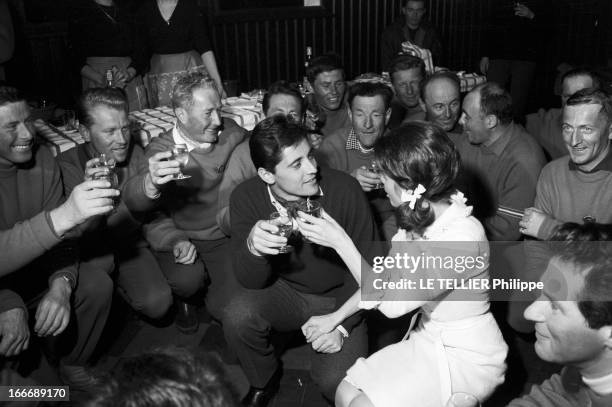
[172, 123, 212, 152]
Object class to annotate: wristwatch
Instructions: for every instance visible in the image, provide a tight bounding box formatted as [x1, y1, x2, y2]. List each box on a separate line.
[56, 273, 76, 290]
[335, 325, 349, 339]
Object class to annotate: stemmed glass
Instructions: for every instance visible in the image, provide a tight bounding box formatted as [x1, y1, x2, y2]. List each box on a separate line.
[270, 212, 294, 253]
[171, 144, 191, 180]
[446, 392, 481, 407]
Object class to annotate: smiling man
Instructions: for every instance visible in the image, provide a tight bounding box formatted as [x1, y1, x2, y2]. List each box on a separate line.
[512, 88, 612, 333]
[0, 86, 118, 392]
[317, 81, 395, 239]
[224, 116, 375, 407]
[306, 54, 351, 138]
[519, 88, 612, 240]
[507, 222, 612, 407]
[57, 87, 203, 330]
[420, 71, 462, 134]
[526, 68, 601, 161]
[139, 72, 247, 325]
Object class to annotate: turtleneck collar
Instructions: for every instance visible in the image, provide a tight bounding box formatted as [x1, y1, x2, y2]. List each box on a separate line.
[0, 157, 18, 177]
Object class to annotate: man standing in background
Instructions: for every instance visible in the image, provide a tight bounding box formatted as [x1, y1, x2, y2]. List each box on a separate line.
[381, 0, 443, 71]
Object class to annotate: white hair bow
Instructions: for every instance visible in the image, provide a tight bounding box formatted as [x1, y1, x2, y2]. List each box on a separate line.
[400, 184, 427, 210]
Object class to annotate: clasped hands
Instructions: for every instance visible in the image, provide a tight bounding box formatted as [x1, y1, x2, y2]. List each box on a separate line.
[301, 313, 344, 354]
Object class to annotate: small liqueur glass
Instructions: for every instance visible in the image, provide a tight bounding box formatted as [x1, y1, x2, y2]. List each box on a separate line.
[270, 212, 294, 253]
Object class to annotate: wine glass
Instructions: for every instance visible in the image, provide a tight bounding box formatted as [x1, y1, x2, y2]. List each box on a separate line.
[171, 144, 191, 180]
[270, 212, 293, 253]
[446, 392, 481, 407]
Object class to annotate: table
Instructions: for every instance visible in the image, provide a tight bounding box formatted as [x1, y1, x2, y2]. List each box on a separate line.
[36, 94, 263, 155]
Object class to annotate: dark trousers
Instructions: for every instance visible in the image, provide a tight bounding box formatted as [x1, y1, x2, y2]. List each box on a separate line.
[115, 246, 205, 319]
[487, 59, 536, 123]
[221, 279, 368, 400]
[23, 264, 113, 367]
[153, 238, 235, 321]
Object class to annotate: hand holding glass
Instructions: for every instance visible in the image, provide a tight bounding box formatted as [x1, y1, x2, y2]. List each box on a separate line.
[92, 154, 120, 207]
[171, 144, 191, 180]
[368, 161, 384, 189]
[270, 212, 293, 253]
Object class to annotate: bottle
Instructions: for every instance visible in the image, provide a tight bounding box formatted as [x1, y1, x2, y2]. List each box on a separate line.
[105, 69, 114, 87]
[302, 46, 313, 95]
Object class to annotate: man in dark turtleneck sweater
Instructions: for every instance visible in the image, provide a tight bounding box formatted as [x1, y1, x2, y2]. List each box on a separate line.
[224, 116, 376, 407]
[0, 86, 117, 390]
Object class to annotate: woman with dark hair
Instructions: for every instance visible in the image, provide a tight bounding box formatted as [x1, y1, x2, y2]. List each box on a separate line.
[297, 121, 508, 407]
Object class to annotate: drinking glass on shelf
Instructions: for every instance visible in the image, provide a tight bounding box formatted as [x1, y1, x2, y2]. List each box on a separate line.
[368, 161, 384, 189]
[270, 212, 293, 253]
[446, 392, 481, 407]
[171, 144, 191, 180]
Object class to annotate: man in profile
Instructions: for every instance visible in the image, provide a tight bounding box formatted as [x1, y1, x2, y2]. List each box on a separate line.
[507, 221, 612, 406]
[381, 0, 443, 71]
[455, 82, 545, 242]
[217, 80, 307, 235]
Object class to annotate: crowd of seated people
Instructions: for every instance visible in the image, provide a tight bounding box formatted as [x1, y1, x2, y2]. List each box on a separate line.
[2, 1, 612, 405]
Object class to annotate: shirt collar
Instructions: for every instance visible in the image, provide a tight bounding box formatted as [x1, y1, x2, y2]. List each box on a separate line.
[346, 128, 375, 154]
[582, 370, 612, 396]
[422, 191, 473, 240]
[266, 185, 324, 216]
[568, 145, 612, 173]
[172, 123, 212, 152]
[482, 124, 512, 157]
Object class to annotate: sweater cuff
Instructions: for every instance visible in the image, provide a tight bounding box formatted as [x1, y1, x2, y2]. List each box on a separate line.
[37, 211, 64, 247]
[0, 290, 27, 315]
[538, 216, 562, 240]
[49, 271, 77, 290]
